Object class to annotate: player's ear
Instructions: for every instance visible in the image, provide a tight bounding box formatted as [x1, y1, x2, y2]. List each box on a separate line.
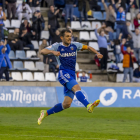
[60, 36, 63, 40]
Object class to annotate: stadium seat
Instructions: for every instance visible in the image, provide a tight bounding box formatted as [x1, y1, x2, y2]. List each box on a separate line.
[11, 20, 20, 28]
[93, 12, 103, 20]
[71, 21, 81, 29]
[9, 29, 14, 33]
[90, 32, 97, 40]
[4, 20, 10, 28]
[76, 63, 79, 71]
[26, 51, 40, 60]
[35, 62, 44, 71]
[9, 50, 16, 60]
[92, 22, 101, 29]
[11, 72, 23, 81]
[134, 63, 138, 70]
[116, 73, 130, 82]
[31, 41, 39, 50]
[79, 31, 90, 40]
[41, 31, 49, 39]
[126, 13, 131, 20]
[107, 62, 116, 72]
[88, 42, 99, 51]
[117, 63, 124, 72]
[39, 41, 49, 46]
[13, 61, 26, 70]
[129, 23, 135, 31]
[16, 50, 27, 59]
[103, 12, 106, 20]
[81, 21, 91, 29]
[34, 72, 45, 81]
[22, 72, 34, 81]
[107, 45, 113, 51]
[108, 52, 115, 61]
[24, 61, 37, 70]
[45, 73, 56, 81]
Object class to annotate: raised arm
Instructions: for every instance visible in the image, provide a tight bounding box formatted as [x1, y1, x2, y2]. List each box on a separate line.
[112, 0, 118, 12]
[126, 21, 133, 37]
[102, 0, 108, 11]
[95, 24, 99, 38]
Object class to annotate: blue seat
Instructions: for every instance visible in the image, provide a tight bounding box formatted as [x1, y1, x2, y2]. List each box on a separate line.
[9, 50, 16, 60]
[103, 12, 106, 20]
[16, 50, 28, 59]
[93, 12, 103, 20]
[73, 7, 81, 18]
[13, 61, 27, 70]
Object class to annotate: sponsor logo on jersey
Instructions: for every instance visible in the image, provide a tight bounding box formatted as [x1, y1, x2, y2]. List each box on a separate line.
[64, 73, 70, 79]
[60, 52, 76, 57]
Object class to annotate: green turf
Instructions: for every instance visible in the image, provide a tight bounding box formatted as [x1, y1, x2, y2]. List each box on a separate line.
[0, 107, 140, 140]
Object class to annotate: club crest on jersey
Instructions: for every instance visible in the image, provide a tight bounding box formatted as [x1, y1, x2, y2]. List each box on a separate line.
[70, 46, 74, 50]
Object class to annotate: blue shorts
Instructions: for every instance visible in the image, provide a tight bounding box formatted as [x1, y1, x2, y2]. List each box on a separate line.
[58, 69, 78, 99]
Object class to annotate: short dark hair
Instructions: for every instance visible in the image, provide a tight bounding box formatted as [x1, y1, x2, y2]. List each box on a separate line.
[49, 5, 54, 8]
[60, 29, 71, 37]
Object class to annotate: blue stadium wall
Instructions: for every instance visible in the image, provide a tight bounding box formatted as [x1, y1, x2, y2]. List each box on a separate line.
[0, 86, 140, 107]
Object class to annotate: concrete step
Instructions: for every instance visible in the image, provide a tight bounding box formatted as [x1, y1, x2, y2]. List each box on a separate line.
[79, 64, 98, 70]
[92, 75, 108, 81]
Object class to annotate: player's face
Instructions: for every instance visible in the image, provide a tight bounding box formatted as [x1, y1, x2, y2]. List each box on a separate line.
[82, 72, 85, 77]
[63, 32, 72, 45]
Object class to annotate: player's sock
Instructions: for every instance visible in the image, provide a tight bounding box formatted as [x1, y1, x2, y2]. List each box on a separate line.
[75, 90, 89, 107]
[47, 103, 64, 116]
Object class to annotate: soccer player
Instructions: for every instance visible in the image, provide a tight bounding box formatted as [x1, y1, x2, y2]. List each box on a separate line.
[38, 29, 103, 125]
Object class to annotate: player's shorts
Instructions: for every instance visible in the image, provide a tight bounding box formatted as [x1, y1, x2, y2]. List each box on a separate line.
[58, 69, 78, 99]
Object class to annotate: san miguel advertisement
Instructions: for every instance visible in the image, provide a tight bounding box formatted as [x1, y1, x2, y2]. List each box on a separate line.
[0, 86, 140, 107]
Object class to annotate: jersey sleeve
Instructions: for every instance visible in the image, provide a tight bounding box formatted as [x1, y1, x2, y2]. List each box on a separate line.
[73, 42, 88, 51]
[45, 42, 60, 51]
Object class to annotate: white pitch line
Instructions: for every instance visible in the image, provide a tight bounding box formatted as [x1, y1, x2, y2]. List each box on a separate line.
[0, 134, 117, 140]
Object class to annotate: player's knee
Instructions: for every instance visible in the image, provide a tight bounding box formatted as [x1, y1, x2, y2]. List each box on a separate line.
[72, 84, 81, 93]
[62, 102, 71, 109]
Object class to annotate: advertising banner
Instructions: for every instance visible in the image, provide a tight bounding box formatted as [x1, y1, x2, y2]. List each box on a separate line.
[0, 86, 58, 107]
[56, 87, 140, 107]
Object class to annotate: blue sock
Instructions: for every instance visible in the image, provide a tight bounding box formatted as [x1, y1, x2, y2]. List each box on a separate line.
[47, 103, 64, 115]
[75, 90, 89, 107]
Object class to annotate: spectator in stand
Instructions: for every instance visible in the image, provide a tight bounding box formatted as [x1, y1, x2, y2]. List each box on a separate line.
[38, 39, 47, 61]
[110, 34, 122, 64]
[48, 25, 61, 44]
[133, 13, 140, 29]
[97, 22, 114, 41]
[79, 71, 89, 82]
[45, 0, 54, 7]
[29, 0, 41, 14]
[8, 28, 23, 51]
[131, 0, 140, 24]
[19, 27, 34, 50]
[95, 24, 108, 70]
[89, 0, 101, 11]
[54, 0, 65, 9]
[127, 21, 140, 63]
[78, 0, 90, 23]
[64, 0, 77, 27]
[133, 63, 140, 82]
[48, 5, 60, 31]
[6, 0, 17, 20]
[102, 0, 116, 29]
[0, 6, 6, 40]
[48, 54, 59, 75]
[0, 0, 5, 12]
[112, 0, 134, 39]
[19, 19, 32, 36]
[16, 0, 32, 23]
[110, 0, 127, 10]
[121, 39, 136, 83]
[32, 10, 45, 41]
[0, 40, 12, 81]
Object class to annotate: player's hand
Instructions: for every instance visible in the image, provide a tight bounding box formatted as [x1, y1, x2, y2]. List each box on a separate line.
[97, 53, 103, 59]
[53, 51, 60, 56]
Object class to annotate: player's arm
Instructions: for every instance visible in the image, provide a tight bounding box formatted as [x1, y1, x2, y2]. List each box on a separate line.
[82, 44, 103, 59]
[41, 48, 60, 56]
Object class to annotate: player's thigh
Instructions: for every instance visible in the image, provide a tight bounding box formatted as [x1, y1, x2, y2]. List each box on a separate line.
[62, 96, 73, 109]
[71, 84, 81, 93]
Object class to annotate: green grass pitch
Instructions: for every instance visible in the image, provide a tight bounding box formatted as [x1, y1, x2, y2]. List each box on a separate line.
[0, 107, 140, 140]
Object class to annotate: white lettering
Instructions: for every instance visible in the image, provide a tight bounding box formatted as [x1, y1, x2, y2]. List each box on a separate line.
[43, 92, 46, 101]
[133, 90, 140, 99]
[26, 94, 31, 104]
[0, 93, 5, 101]
[38, 94, 43, 101]
[60, 52, 76, 57]
[123, 90, 132, 99]
[6, 94, 11, 101]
